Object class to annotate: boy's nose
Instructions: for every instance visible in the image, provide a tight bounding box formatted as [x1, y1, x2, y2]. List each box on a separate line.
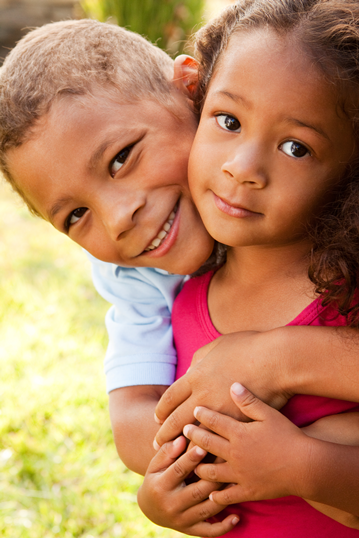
[101, 195, 145, 241]
[221, 144, 268, 189]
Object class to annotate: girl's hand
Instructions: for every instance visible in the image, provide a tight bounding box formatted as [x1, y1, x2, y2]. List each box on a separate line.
[183, 383, 310, 505]
[137, 435, 239, 537]
[154, 330, 290, 447]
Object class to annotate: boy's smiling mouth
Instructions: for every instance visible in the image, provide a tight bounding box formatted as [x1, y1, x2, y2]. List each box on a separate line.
[144, 203, 179, 252]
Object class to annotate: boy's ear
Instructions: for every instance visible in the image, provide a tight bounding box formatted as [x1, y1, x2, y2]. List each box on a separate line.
[172, 55, 199, 100]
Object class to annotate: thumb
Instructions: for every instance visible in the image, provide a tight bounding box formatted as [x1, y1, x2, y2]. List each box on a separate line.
[148, 436, 187, 474]
[230, 383, 274, 422]
[191, 336, 223, 367]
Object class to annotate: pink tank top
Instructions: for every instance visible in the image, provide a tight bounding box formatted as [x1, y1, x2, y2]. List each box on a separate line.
[173, 271, 359, 537]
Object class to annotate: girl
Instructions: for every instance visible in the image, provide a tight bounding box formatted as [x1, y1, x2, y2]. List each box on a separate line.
[139, 0, 359, 536]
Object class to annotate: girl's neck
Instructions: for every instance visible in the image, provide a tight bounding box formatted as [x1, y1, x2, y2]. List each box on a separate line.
[208, 240, 317, 334]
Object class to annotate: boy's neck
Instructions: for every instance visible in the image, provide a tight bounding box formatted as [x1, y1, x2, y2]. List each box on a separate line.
[208, 241, 316, 334]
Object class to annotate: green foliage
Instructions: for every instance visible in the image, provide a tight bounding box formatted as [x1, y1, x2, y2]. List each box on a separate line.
[81, 0, 205, 55]
[0, 182, 182, 538]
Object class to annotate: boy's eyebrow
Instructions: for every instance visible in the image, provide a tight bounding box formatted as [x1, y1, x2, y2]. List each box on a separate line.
[49, 196, 73, 223]
[88, 136, 121, 170]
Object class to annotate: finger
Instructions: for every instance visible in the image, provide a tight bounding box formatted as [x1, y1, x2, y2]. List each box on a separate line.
[210, 485, 244, 506]
[155, 398, 198, 447]
[193, 405, 242, 440]
[195, 461, 235, 485]
[191, 338, 221, 366]
[230, 382, 276, 422]
[147, 436, 187, 474]
[185, 502, 240, 537]
[155, 377, 192, 426]
[183, 424, 229, 460]
[161, 444, 208, 490]
[178, 478, 224, 509]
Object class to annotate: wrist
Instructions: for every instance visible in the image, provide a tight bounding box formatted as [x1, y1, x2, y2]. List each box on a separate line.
[257, 327, 297, 403]
[269, 326, 318, 399]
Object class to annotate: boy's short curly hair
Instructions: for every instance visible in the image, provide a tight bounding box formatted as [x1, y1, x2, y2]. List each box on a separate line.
[0, 19, 174, 194]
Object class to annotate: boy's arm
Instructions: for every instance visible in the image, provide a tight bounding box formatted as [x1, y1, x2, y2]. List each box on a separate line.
[109, 385, 167, 475]
[302, 413, 359, 529]
[155, 326, 359, 445]
[87, 254, 185, 473]
[88, 255, 184, 392]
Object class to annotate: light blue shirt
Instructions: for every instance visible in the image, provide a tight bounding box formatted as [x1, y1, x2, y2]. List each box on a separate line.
[87, 253, 185, 393]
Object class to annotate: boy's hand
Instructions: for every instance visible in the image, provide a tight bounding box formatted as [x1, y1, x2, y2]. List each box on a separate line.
[183, 383, 309, 505]
[137, 436, 239, 537]
[154, 330, 290, 447]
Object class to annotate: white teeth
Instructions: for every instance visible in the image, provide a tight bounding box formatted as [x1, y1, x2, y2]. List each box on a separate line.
[144, 204, 178, 252]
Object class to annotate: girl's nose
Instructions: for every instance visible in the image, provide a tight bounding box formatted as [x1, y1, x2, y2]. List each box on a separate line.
[101, 194, 145, 241]
[221, 145, 268, 189]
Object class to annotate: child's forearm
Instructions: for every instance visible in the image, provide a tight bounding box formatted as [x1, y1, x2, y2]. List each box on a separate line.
[298, 437, 359, 515]
[109, 385, 168, 475]
[301, 413, 359, 525]
[155, 326, 359, 447]
[278, 325, 359, 402]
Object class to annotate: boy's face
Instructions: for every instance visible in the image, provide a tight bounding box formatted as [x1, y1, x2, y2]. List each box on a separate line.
[7, 88, 213, 274]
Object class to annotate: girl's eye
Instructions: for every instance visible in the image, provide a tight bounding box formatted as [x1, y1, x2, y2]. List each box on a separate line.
[111, 145, 132, 175]
[66, 207, 88, 229]
[216, 114, 241, 133]
[281, 141, 309, 158]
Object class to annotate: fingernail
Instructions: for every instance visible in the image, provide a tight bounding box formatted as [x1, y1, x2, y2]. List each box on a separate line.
[209, 493, 214, 501]
[231, 382, 246, 396]
[154, 413, 161, 424]
[194, 406, 201, 418]
[153, 439, 160, 451]
[232, 516, 240, 525]
[195, 446, 206, 457]
[183, 425, 190, 437]
[173, 437, 182, 448]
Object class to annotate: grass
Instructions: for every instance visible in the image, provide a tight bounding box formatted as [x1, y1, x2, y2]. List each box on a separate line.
[0, 180, 183, 538]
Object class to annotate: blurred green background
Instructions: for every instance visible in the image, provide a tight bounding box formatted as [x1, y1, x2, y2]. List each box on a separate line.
[0, 181, 183, 538]
[81, 0, 205, 55]
[0, 1, 233, 536]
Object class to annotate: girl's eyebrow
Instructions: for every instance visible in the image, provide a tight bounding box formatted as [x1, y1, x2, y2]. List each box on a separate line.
[283, 117, 330, 141]
[214, 89, 251, 109]
[214, 89, 330, 141]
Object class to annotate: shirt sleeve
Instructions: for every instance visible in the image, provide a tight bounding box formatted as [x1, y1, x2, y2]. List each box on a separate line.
[86, 252, 185, 393]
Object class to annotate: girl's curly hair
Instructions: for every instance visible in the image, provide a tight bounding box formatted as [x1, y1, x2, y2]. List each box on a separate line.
[193, 0, 359, 326]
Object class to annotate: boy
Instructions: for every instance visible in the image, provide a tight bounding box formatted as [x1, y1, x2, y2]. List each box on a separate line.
[1, 20, 359, 534]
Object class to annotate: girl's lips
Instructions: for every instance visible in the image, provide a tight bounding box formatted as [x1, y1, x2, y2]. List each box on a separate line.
[213, 193, 261, 218]
[143, 202, 180, 258]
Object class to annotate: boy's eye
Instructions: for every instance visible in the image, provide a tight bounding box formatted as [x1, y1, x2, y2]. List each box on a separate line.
[281, 141, 309, 158]
[67, 207, 88, 228]
[216, 114, 241, 132]
[111, 145, 132, 176]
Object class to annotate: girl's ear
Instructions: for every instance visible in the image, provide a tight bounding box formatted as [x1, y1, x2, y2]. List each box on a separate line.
[172, 55, 199, 101]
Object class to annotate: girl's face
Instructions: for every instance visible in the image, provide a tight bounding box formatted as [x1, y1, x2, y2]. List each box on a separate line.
[189, 28, 355, 250]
